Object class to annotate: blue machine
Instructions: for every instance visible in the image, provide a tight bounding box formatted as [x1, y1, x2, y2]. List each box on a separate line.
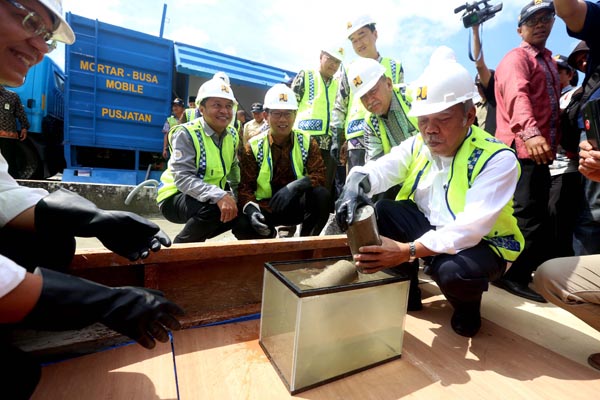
[63, 13, 173, 185]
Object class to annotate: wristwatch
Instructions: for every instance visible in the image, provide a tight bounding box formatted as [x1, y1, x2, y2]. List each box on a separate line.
[408, 242, 417, 263]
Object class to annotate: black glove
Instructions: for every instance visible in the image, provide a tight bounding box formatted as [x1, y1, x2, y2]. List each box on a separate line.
[244, 204, 272, 237]
[269, 177, 312, 214]
[23, 268, 185, 349]
[35, 188, 171, 261]
[335, 172, 372, 231]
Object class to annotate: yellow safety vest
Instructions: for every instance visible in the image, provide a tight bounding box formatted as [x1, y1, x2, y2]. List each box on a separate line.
[157, 120, 238, 203]
[396, 126, 524, 262]
[294, 70, 339, 136]
[249, 130, 310, 200]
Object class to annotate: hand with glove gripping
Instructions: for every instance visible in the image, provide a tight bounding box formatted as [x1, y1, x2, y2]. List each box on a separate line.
[23, 268, 185, 349]
[244, 204, 272, 237]
[335, 172, 372, 231]
[269, 176, 312, 214]
[35, 189, 171, 261]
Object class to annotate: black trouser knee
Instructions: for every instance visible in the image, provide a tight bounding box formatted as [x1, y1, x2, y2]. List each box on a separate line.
[0, 228, 75, 272]
[1, 342, 41, 399]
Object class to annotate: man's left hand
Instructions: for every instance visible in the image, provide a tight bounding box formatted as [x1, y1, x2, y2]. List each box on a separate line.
[353, 236, 408, 274]
[19, 128, 27, 141]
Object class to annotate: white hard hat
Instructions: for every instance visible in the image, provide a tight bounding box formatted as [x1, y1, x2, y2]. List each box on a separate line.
[39, 0, 75, 44]
[408, 47, 477, 117]
[347, 58, 386, 100]
[196, 78, 237, 105]
[321, 44, 345, 62]
[346, 14, 376, 38]
[213, 71, 230, 85]
[264, 84, 298, 110]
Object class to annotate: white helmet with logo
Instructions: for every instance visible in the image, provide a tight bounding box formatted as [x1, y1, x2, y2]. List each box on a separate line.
[264, 84, 298, 110]
[196, 78, 237, 106]
[321, 44, 345, 62]
[39, 0, 75, 44]
[347, 58, 386, 100]
[408, 46, 478, 117]
[346, 14, 376, 38]
[213, 71, 230, 86]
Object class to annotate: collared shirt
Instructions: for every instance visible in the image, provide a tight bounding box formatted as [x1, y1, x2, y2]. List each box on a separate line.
[350, 131, 519, 254]
[495, 41, 561, 159]
[237, 131, 326, 211]
[168, 117, 239, 204]
[242, 118, 268, 146]
[364, 92, 415, 161]
[0, 86, 29, 134]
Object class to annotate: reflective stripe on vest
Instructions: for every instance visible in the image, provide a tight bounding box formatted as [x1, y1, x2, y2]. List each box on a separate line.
[249, 130, 310, 200]
[345, 57, 404, 140]
[294, 70, 339, 136]
[396, 126, 524, 262]
[157, 121, 238, 203]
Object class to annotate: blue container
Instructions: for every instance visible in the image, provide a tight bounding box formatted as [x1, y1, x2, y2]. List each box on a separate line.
[64, 13, 173, 185]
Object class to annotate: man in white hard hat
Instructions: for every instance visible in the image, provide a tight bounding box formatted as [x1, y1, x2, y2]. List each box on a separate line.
[494, 0, 559, 303]
[347, 58, 418, 201]
[234, 84, 330, 239]
[158, 77, 240, 243]
[292, 44, 345, 207]
[335, 47, 523, 338]
[0, 1, 183, 397]
[349, 58, 417, 162]
[329, 14, 404, 172]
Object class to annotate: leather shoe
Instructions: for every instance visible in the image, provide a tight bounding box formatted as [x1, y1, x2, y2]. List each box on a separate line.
[493, 278, 547, 303]
[451, 310, 481, 337]
[588, 353, 600, 371]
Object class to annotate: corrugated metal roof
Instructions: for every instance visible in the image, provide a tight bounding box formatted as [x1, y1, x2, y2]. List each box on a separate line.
[174, 42, 296, 89]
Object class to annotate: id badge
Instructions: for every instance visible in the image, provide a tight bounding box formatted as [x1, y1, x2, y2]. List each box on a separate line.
[4, 103, 10, 110]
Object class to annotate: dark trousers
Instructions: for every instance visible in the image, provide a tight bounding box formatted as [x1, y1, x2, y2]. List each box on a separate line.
[0, 228, 76, 272]
[548, 171, 583, 258]
[160, 193, 237, 243]
[1, 342, 41, 399]
[233, 187, 331, 240]
[320, 148, 337, 211]
[376, 200, 505, 311]
[504, 160, 552, 283]
[346, 148, 366, 172]
[0, 138, 19, 178]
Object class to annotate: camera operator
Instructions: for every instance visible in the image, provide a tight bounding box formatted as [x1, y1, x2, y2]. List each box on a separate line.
[471, 24, 497, 134]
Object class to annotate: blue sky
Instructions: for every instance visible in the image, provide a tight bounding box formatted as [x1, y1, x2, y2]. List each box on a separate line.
[50, 0, 583, 84]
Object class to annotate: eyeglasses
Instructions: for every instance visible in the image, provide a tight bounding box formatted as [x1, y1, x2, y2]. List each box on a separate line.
[5, 0, 57, 53]
[523, 13, 555, 27]
[269, 111, 295, 119]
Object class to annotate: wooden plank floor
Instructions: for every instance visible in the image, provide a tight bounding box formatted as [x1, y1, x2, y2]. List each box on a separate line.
[31, 277, 600, 400]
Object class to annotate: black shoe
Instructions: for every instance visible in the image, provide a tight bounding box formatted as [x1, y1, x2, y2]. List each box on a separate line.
[407, 286, 423, 311]
[493, 278, 547, 303]
[588, 353, 600, 371]
[451, 310, 481, 337]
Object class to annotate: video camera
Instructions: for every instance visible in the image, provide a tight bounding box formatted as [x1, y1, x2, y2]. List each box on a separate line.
[454, 0, 503, 28]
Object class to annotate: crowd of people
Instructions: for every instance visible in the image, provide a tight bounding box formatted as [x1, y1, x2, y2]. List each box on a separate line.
[2, 0, 600, 397]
